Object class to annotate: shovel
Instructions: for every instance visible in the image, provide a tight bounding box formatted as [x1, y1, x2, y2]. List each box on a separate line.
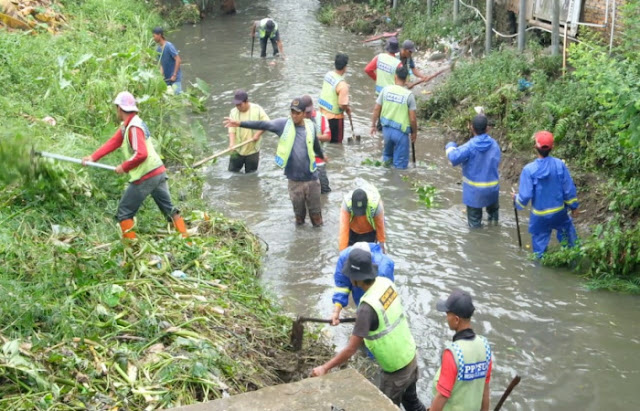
[32, 150, 116, 171]
[346, 113, 361, 144]
[192, 139, 255, 168]
[290, 316, 356, 351]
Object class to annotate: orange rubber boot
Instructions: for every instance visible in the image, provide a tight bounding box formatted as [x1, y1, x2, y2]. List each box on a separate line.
[172, 215, 189, 238]
[119, 219, 136, 239]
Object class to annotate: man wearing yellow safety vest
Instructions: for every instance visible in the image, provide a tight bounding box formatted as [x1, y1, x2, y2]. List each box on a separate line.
[82, 92, 188, 240]
[227, 89, 269, 173]
[319, 53, 351, 144]
[223, 98, 325, 226]
[370, 65, 418, 169]
[311, 248, 426, 410]
[446, 115, 501, 228]
[339, 185, 386, 252]
[365, 37, 402, 95]
[300, 94, 332, 194]
[251, 18, 284, 58]
[429, 290, 492, 411]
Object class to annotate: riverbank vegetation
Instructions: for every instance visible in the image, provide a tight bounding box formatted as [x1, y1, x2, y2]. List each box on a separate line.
[0, 0, 330, 408]
[318, 1, 640, 291]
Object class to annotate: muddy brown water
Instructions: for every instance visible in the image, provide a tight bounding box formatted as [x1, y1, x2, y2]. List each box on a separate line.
[173, 1, 640, 409]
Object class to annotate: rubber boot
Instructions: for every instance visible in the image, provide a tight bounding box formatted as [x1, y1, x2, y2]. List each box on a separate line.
[295, 215, 305, 225]
[310, 213, 323, 228]
[119, 219, 136, 240]
[172, 215, 189, 238]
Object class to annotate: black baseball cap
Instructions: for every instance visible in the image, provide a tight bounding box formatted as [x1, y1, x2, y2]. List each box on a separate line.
[351, 189, 368, 216]
[300, 95, 314, 113]
[152, 27, 164, 35]
[233, 89, 248, 105]
[290, 97, 307, 112]
[436, 289, 475, 318]
[265, 19, 276, 31]
[472, 115, 488, 134]
[402, 40, 416, 52]
[342, 248, 378, 281]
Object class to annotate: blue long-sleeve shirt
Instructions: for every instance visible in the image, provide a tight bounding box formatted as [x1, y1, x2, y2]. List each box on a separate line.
[332, 243, 394, 308]
[446, 133, 501, 208]
[515, 156, 579, 234]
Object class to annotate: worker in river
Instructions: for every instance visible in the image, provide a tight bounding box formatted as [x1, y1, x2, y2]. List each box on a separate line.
[398, 39, 429, 89]
[300, 94, 332, 194]
[330, 242, 394, 326]
[370, 65, 418, 169]
[446, 115, 501, 228]
[251, 18, 284, 58]
[152, 27, 182, 95]
[82, 92, 188, 240]
[223, 98, 325, 226]
[365, 36, 402, 95]
[227, 89, 269, 173]
[429, 289, 492, 411]
[318, 53, 351, 144]
[311, 248, 426, 411]
[339, 184, 386, 253]
[513, 131, 579, 258]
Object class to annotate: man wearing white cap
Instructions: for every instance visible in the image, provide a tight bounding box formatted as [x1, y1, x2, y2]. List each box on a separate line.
[83, 92, 188, 240]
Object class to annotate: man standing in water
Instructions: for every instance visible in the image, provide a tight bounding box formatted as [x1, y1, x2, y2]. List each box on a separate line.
[251, 18, 284, 58]
[152, 27, 182, 94]
[300, 95, 332, 194]
[318, 53, 351, 144]
[513, 131, 579, 258]
[227, 89, 269, 173]
[82, 92, 188, 240]
[370, 66, 418, 169]
[445, 115, 501, 228]
[364, 37, 402, 95]
[339, 184, 386, 252]
[398, 40, 428, 89]
[223, 98, 325, 226]
[429, 290, 492, 411]
[311, 248, 425, 411]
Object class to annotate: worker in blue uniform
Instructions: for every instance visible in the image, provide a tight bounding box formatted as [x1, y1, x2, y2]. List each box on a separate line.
[446, 115, 501, 228]
[513, 131, 579, 258]
[330, 242, 394, 326]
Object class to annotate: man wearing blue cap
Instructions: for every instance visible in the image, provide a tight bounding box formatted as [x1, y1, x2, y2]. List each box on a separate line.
[251, 18, 284, 58]
[399, 39, 428, 89]
[152, 27, 182, 94]
[365, 37, 403, 95]
[429, 290, 492, 411]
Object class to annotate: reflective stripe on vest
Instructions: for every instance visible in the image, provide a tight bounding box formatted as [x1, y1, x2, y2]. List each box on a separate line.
[345, 185, 380, 229]
[361, 277, 416, 372]
[319, 71, 344, 114]
[121, 115, 163, 182]
[532, 204, 566, 216]
[258, 18, 278, 39]
[274, 118, 317, 172]
[462, 177, 499, 188]
[380, 84, 412, 133]
[432, 336, 491, 411]
[375, 53, 401, 94]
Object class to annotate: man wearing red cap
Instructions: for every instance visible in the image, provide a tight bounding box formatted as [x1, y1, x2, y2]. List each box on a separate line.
[83, 92, 188, 240]
[513, 131, 579, 257]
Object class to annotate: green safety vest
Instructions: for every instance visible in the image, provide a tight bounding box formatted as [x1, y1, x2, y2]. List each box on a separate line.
[345, 185, 381, 229]
[375, 53, 401, 94]
[318, 71, 344, 114]
[120, 115, 163, 183]
[274, 118, 317, 172]
[361, 277, 416, 372]
[432, 336, 492, 411]
[258, 18, 278, 39]
[380, 85, 412, 134]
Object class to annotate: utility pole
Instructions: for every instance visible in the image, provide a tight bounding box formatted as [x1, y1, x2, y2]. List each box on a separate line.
[392, 0, 398, 9]
[427, 0, 433, 18]
[551, 0, 560, 56]
[453, 0, 460, 22]
[485, 0, 493, 54]
[518, 0, 527, 52]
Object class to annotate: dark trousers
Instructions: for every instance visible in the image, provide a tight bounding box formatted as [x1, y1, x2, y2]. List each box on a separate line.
[116, 172, 178, 222]
[229, 152, 259, 173]
[348, 230, 376, 246]
[379, 357, 425, 411]
[467, 201, 499, 228]
[260, 37, 278, 57]
[328, 118, 344, 143]
[318, 164, 331, 193]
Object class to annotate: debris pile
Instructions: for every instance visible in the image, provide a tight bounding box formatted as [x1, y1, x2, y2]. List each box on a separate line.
[0, 0, 67, 32]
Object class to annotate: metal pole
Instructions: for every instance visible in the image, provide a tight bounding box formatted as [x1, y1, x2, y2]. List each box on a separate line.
[453, 0, 460, 22]
[551, 0, 560, 56]
[36, 151, 117, 171]
[518, 0, 527, 52]
[485, 0, 493, 54]
[392, 0, 398, 9]
[427, 0, 432, 18]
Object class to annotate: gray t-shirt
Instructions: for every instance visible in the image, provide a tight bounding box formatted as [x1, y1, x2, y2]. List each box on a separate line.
[240, 117, 323, 181]
[352, 302, 380, 338]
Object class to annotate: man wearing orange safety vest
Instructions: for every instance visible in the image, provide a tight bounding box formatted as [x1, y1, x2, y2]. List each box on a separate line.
[83, 92, 188, 240]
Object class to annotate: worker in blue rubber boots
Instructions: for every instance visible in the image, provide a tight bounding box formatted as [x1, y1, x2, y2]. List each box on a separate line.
[513, 131, 579, 258]
[370, 65, 418, 169]
[330, 242, 394, 326]
[446, 115, 501, 228]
